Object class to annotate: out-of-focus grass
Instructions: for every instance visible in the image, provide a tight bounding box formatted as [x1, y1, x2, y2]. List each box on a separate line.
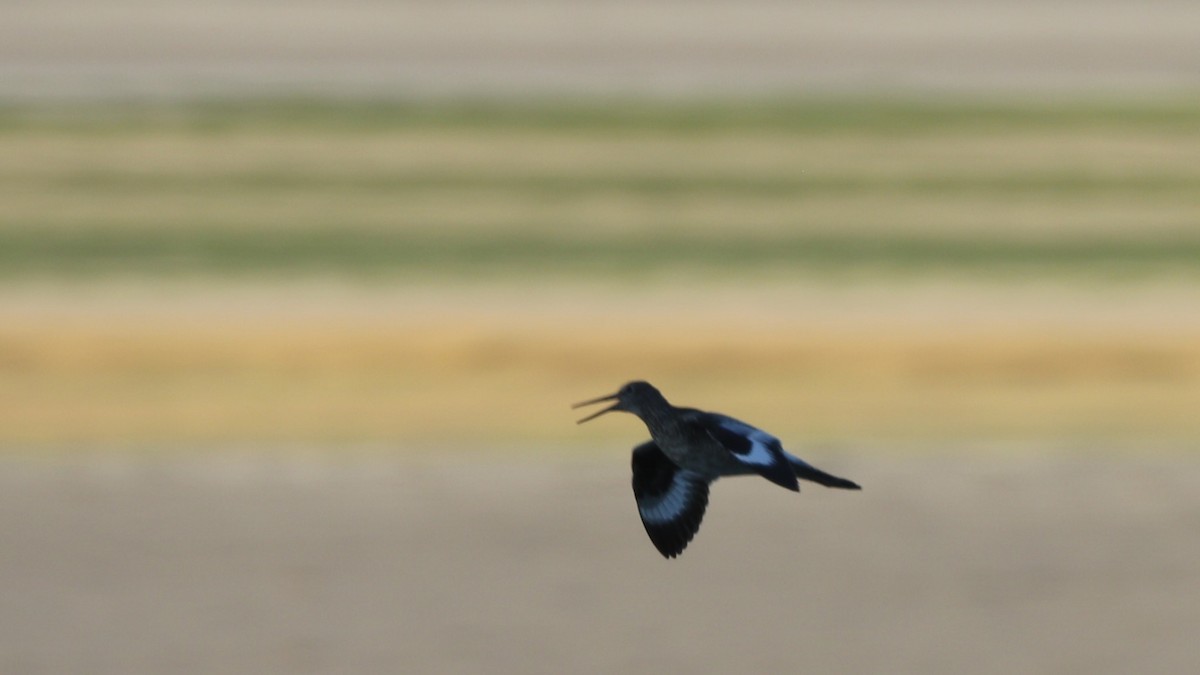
[3, 99, 1199, 449]
[3, 230, 1200, 278]
[2, 99, 1199, 279]
[3, 284, 1199, 447]
[3, 98, 1199, 133]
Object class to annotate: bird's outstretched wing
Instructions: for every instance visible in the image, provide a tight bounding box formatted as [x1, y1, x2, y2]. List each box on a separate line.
[695, 412, 800, 491]
[631, 441, 711, 558]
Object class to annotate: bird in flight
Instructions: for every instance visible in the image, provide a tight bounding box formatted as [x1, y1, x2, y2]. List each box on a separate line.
[574, 380, 861, 558]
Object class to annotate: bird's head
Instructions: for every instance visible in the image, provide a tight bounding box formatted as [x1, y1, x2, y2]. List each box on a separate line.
[573, 380, 666, 424]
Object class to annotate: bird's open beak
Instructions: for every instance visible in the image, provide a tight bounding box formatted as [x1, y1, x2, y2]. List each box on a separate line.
[572, 392, 621, 424]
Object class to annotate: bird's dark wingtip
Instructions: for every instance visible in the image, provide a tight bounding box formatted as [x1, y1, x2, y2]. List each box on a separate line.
[791, 461, 861, 490]
[660, 548, 683, 560]
[644, 523, 699, 559]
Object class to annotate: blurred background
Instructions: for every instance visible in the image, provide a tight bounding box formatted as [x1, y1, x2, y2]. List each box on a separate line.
[2, 1, 1199, 673]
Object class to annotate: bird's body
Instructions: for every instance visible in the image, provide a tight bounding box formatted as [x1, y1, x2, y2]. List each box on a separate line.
[574, 380, 861, 558]
[630, 403, 752, 480]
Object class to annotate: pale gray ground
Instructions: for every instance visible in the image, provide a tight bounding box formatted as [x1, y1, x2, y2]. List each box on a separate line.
[2, 452, 1198, 674]
[3, 1, 1200, 99]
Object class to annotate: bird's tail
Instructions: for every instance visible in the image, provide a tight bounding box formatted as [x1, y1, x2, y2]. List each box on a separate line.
[789, 456, 861, 490]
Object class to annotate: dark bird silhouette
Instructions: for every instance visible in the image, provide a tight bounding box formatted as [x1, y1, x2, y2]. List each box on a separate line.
[574, 380, 861, 558]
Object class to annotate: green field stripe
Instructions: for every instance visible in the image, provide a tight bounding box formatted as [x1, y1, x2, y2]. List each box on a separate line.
[2, 229, 1198, 277]
[2, 98, 1199, 134]
[21, 171, 1200, 197]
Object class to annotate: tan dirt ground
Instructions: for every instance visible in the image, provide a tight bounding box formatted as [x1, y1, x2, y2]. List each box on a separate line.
[2, 451, 1198, 674]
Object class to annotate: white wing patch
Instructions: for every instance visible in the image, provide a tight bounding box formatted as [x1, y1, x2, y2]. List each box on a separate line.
[732, 434, 777, 466]
[638, 472, 700, 524]
[714, 417, 783, 467]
